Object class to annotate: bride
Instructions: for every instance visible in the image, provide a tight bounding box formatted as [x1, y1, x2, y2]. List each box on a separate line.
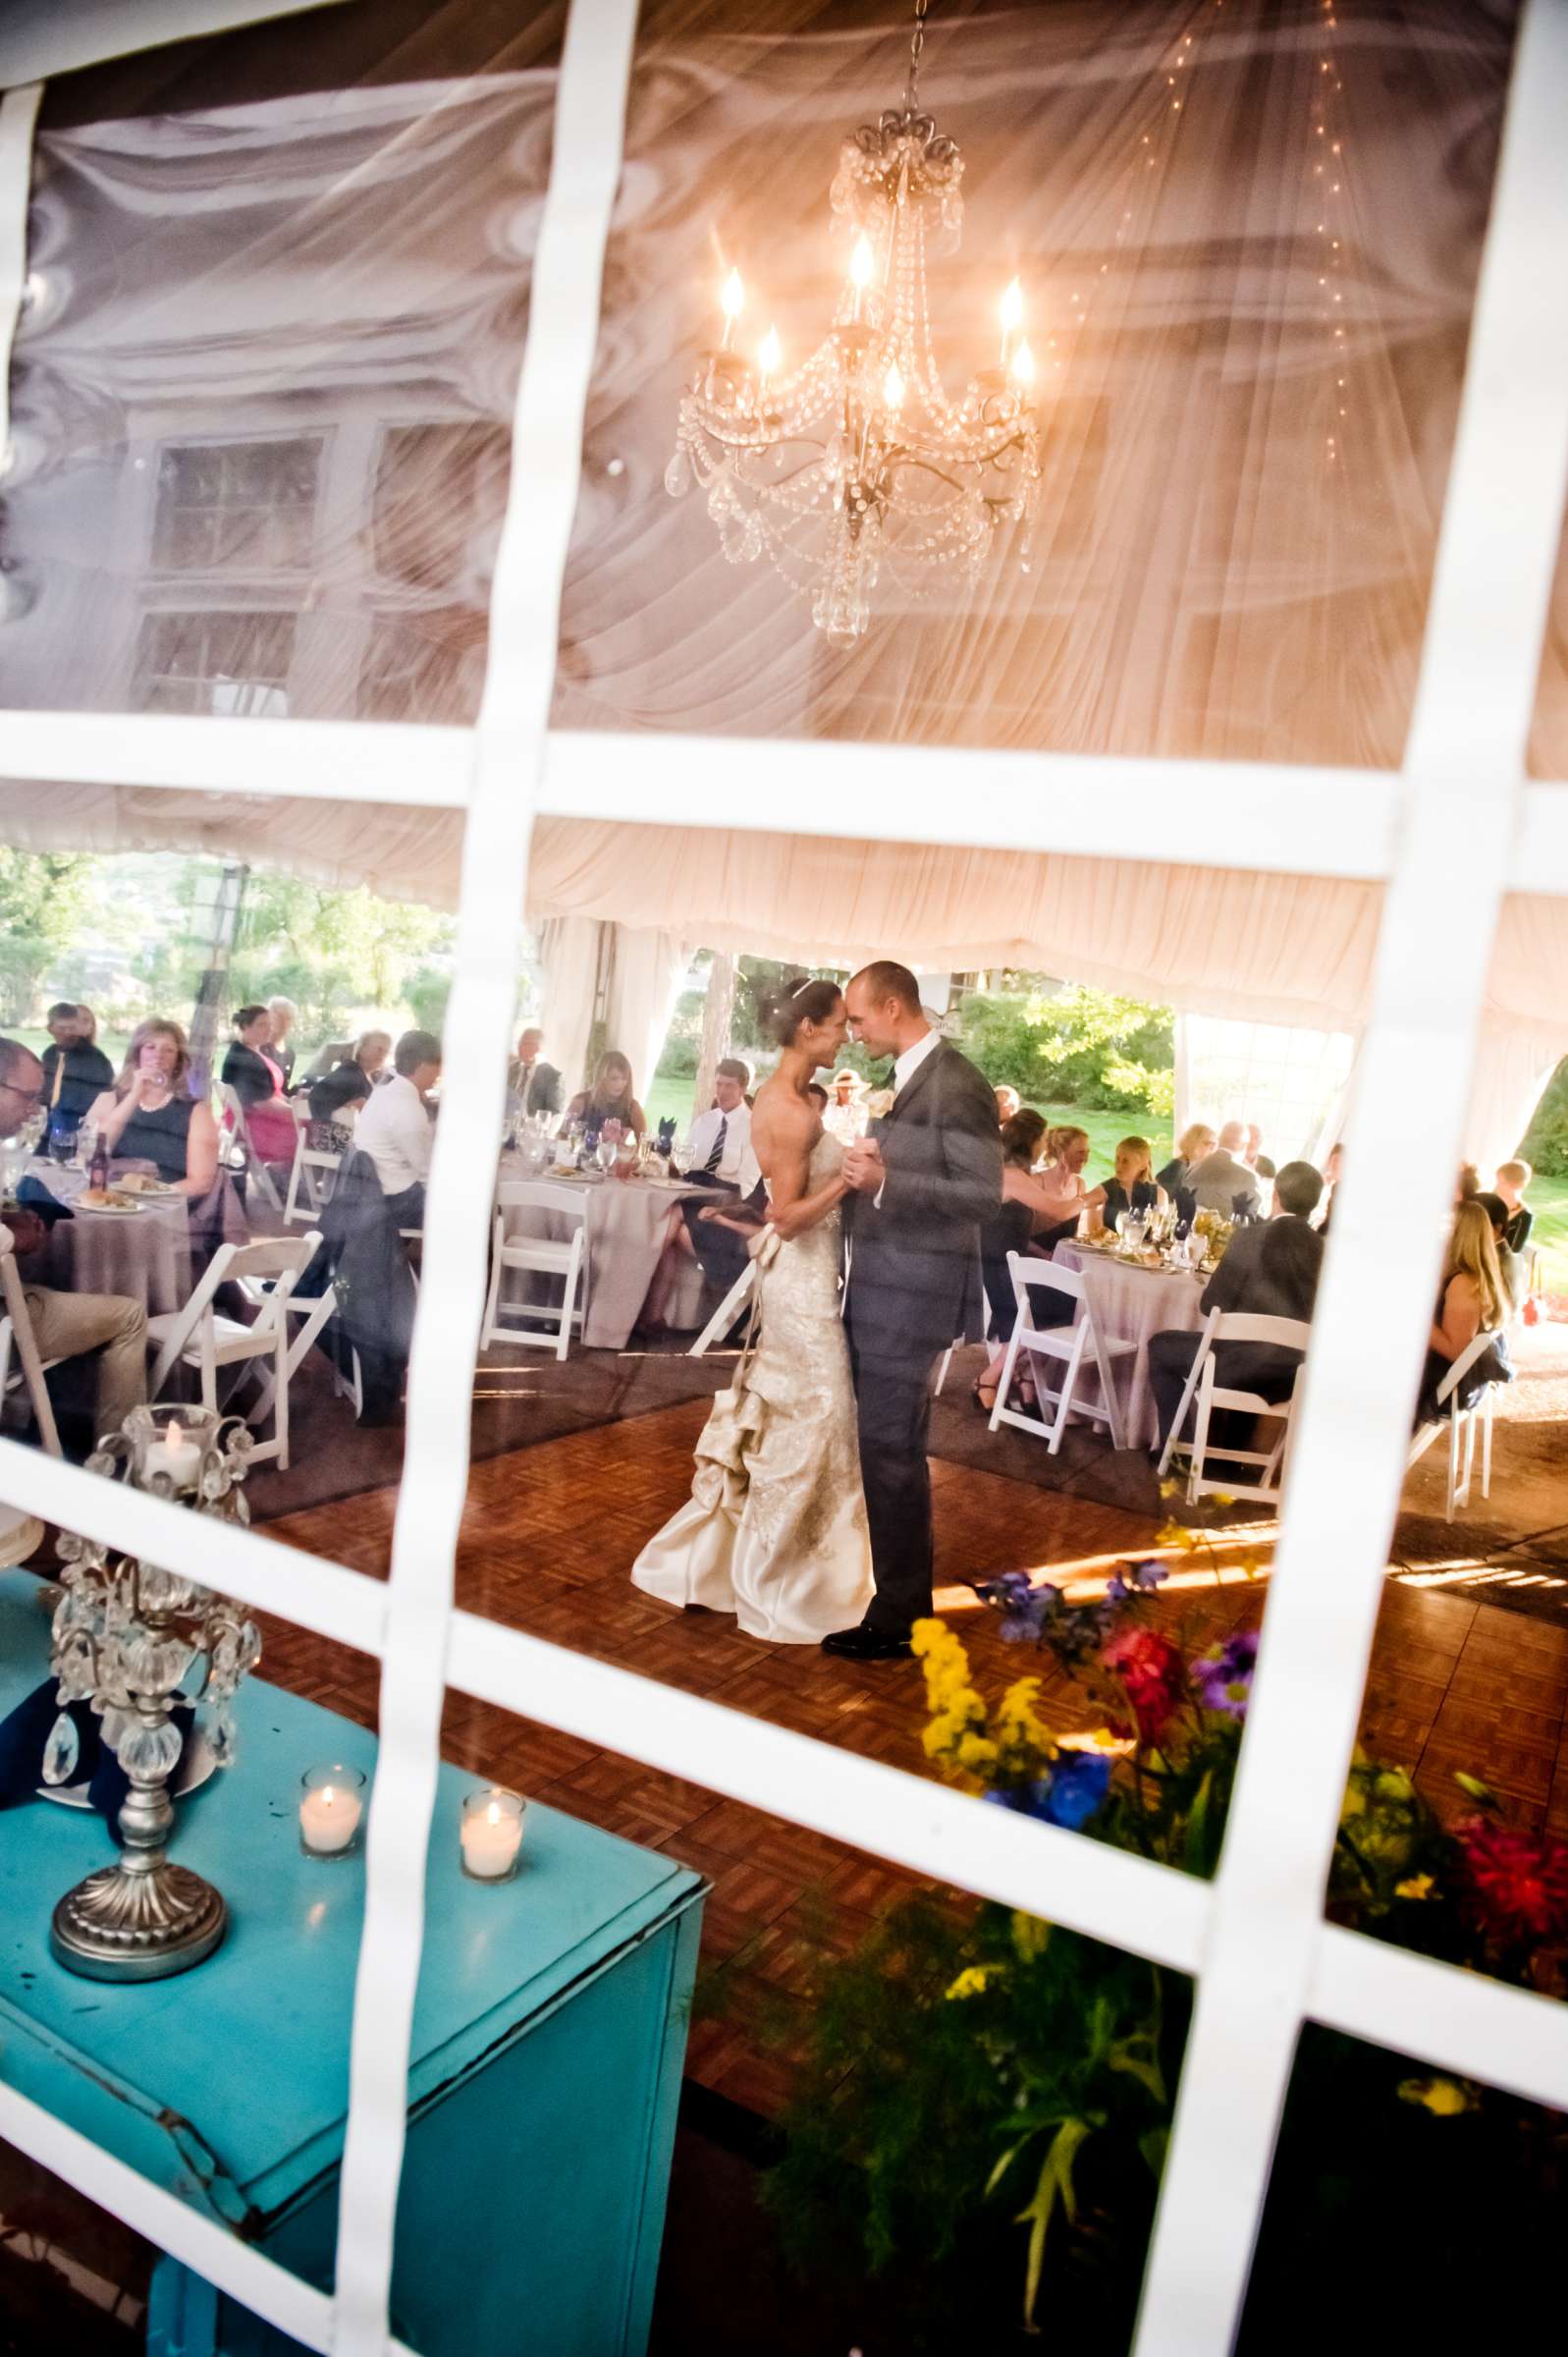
[632, 979, 874, 1643]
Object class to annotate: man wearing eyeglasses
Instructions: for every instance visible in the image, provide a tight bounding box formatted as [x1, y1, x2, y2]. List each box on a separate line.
[0, 1039, 147, 1440]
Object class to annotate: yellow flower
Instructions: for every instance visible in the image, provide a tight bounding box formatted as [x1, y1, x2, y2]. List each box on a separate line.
[1398, 2075, 1474, 2117]
[955, 1732, 1000, 1775]
[1395, 1874, 1434, 1901]
[945, 1965, 995, 2001]
[1340, 1779, 1367, 1822]
[1159, 1478, 1179, 1500]
[1011, 1912, 1052, 1961]
[1156, 1519, 1199, 1554]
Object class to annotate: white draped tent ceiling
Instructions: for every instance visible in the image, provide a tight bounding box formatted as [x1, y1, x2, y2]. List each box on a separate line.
[1, 0, 1564, 1152]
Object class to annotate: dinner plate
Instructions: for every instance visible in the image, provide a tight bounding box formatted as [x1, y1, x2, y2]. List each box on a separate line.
[76, 1198, 145, 1216]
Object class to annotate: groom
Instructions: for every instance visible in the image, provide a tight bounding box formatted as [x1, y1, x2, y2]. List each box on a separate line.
[825, 961, 1002, 1663]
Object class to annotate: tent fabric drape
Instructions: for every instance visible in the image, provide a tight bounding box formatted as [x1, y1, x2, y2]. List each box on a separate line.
[606, 927, 693, 1112]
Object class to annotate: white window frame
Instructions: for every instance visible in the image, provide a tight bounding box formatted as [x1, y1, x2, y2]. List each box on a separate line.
[1, 2, 1567, 2350]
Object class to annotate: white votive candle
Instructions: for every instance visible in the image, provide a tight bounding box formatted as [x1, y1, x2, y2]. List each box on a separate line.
[460, 1787, 524, 1882]
[299, 1764, 366, 1858]
[154, 1417, 202, 1492]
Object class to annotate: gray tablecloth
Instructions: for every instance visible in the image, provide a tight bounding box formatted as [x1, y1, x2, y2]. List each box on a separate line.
[496, 1162, 702, 1350]
[1051, 1238, 1208, 1450]
[29, 1162, 193, 1319]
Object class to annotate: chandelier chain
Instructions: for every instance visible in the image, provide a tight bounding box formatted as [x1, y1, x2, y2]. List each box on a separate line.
[905, 0, 930, 114]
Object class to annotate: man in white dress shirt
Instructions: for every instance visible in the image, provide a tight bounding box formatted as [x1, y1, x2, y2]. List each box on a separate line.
[354, 1028, 441, 1227]
[677, 1061, 762, 1293]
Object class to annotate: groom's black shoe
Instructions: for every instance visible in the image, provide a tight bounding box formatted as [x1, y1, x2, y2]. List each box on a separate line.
[821, 1622, 913, 1663]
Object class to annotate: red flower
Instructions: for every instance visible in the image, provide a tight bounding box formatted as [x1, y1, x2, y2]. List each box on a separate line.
[1101, 1629, 1186, 1745]
[1457, 1817, 1568, 1950]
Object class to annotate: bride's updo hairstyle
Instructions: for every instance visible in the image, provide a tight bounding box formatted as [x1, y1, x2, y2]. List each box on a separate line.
[758, 976, 844, 1049]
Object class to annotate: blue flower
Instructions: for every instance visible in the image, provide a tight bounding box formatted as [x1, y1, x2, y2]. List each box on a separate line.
[984, 1752, 1111, 1831]
[1131, 1560, 1169, 1591]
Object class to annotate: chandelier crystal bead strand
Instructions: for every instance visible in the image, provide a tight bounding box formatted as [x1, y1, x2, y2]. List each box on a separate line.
[667, 0, 1042, 642]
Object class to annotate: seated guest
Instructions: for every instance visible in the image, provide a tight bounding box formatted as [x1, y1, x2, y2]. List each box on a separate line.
[39, 1002, 114, 1137]
[1149, 1159, 1325, 1450]
[221, 1006, 297, 1167]
[0, 1211, 147, 1444]
[1493, 1158, 1534, 1254]
[507, 1026, 563, 1120]
[265, 997, 298, 1087]
[565, 1051, 647, 1141]
[823, 1069, 868, 1144]
[354, 1029, 441, 1228]
[1476, 1191, 1528, 1316]
[974, 1111, 1052, 1408]
[1186, 1122, 1263, 1219]
[1029, 1124, 1108, 1251]
[86, 1019, 220, 1199]
[1156, 1123, 1217, 1207]
[684, 1061, 753, 1188]
[1244, 1123, 1276, 1181]
[1417, 1197, 1510, 1423]
[1316, 1139, 1344, 1235]
[994, 1084, 1022, 1124]
[1095, 1134, 1168, 1235]
[308, 1030, 391, 1128]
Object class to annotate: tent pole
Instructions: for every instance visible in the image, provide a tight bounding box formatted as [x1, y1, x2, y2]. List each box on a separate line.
[187, 860, 248, 1101]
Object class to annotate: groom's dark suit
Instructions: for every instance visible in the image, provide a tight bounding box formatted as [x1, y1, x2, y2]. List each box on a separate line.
[844, 1039, 1002, 1637]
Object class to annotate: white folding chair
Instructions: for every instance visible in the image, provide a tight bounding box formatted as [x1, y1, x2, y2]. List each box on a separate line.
[481, 1181, 587, 1359]
[283, 1111, 343, 1226]
[1407, 1328, 1500, 1521]
[144, 1234, 319, 1467]
[232, 1232, 336, 1429]
[687, 1259, 759, 1358]
[1177, 1310, 1312, 1508]
[933, 1337, 966, 1396]
[0, 1241, 65, 1456]
[222, 1083, 285, 1216]
[989, 1253, 1137, 1453]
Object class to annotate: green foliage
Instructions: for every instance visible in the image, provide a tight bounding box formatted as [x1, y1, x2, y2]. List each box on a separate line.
[955, 985, 1174, 1118]
[0, 849, 94, 1022]
[1522, 1054, 1568, 1177]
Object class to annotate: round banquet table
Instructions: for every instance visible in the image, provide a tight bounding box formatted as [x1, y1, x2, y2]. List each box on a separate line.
[496, 1161, 705, 1350]
[27, 1162, 193, 1319]
[1049, 1236, 1208, 1451]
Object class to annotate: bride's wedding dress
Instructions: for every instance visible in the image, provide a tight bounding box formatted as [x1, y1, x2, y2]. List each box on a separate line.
[632, 1130, 874, 1643]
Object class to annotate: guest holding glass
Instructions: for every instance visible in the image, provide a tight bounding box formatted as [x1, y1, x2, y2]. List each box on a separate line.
[1029, 1124, 1108, 1252]
[221, 1005, 297, 1168]
[86, 1018, 220, 1198]
[1095, 1135, 1168, 1236]
[38, 1002, 113, 1143]
[564, 1051, 647, 1141]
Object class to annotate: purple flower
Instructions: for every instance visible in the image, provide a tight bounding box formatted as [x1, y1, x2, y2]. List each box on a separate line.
[984, 1751, 1111, 1831]
[1130, 1560, 1169, 1592]
[1105, 1572, 1131, 1605]
[1190, 1630, 1259, 1719]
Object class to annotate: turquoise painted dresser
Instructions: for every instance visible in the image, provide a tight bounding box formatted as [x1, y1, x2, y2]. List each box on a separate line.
[0, 1570, 704, 2356]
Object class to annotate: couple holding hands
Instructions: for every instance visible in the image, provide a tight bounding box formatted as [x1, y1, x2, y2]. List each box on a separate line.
[633, 961, 1001, 1661]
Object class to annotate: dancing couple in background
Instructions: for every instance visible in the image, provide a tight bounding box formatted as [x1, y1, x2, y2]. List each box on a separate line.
[632, 962, 1002, 1658]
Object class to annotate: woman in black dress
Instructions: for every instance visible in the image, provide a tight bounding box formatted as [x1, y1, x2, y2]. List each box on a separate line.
[86, 1018, 220, 1195]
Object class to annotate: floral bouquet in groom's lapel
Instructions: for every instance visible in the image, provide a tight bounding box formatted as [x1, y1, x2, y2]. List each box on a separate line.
[861, 1083, 895, 1126]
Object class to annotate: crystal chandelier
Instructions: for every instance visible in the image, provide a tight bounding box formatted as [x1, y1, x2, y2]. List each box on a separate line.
[666, 0, 1041, 642]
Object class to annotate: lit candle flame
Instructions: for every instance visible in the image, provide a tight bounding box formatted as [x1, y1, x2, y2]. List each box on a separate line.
[883, 359, 906, 411]
[758, 325, 782, 378]
[849, 235, 874, 290]
[1009, 338, 1036, 390]
[721, 267, 744, 320]
[322, 1786, 336, 1808]
[1000, 277, 1024, 333]
[486, 1801, 502, 1827]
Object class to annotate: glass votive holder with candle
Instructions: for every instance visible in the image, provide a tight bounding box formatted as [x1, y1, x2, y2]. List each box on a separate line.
[124, 1401, 217, 1496]
[460, 1786, 525, 1883]
[299, 1763, 366, 1860]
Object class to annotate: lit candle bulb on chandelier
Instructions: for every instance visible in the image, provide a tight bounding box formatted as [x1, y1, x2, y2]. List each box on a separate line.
[1009, 337, 1036, 392]
[758, 324, 782, 385]
[999, 275, 1024, 365]
[848, 233, 874, 321]
[882, 358, 906, 412]
[720, 266, 744, 351]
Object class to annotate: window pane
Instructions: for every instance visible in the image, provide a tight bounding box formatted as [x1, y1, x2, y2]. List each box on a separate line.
[552, 0, 1517, 762]
[2, 7, 553, 722]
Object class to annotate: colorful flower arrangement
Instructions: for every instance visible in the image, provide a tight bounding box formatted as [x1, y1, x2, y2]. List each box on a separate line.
[768, 1558, 1568, 2345]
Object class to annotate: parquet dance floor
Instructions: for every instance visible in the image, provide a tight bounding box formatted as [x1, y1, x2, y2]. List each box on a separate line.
[261, 1398, 1568, 2116]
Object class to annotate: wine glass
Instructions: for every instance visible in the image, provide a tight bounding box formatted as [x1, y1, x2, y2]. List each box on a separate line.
[48, 1123, 79, 1170]
[596, 1135, 618, 1177]
[670, 1136, 691, 1178]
